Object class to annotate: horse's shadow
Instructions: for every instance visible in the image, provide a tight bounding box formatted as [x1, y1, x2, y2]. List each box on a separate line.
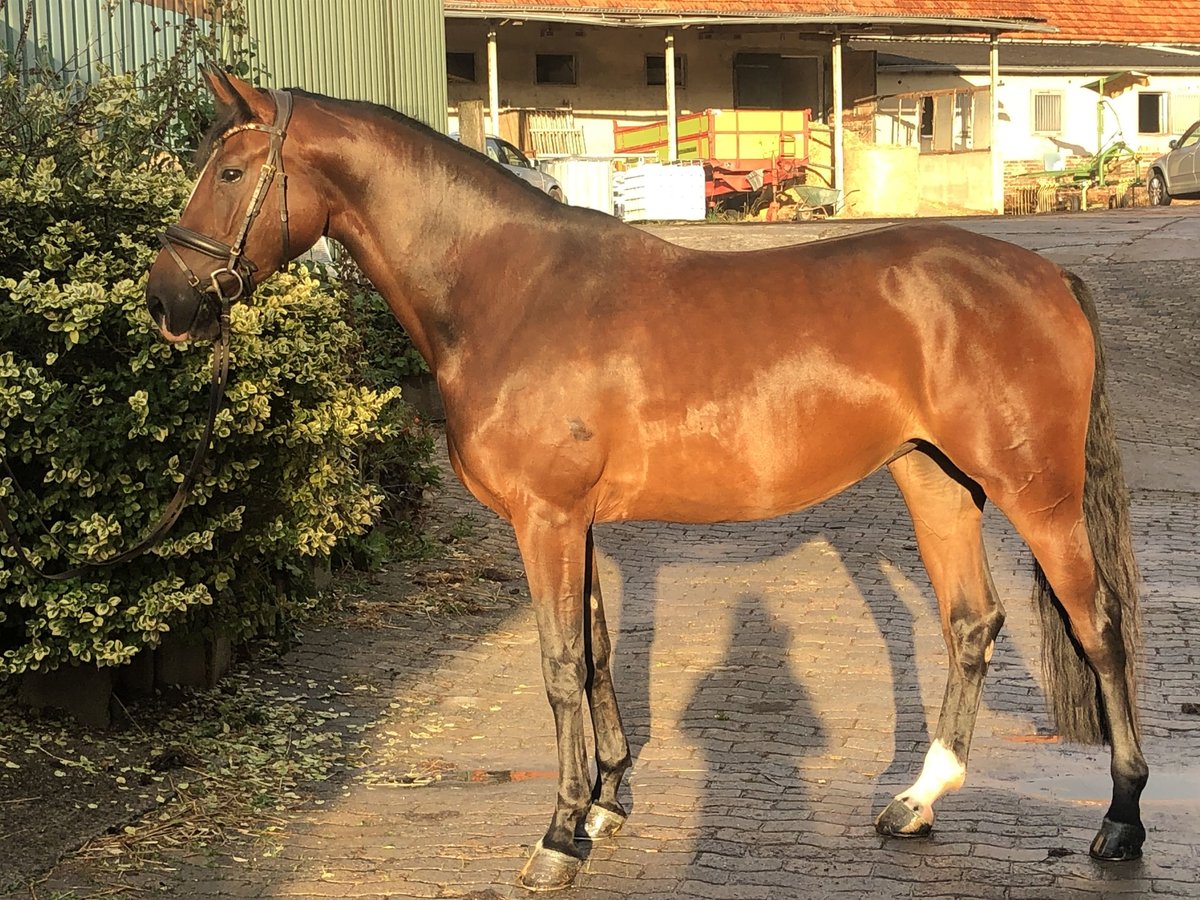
[594, 471, 1041, 821]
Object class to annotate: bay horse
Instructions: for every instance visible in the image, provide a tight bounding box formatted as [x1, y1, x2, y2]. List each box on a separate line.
[145, 69, 1147, 891]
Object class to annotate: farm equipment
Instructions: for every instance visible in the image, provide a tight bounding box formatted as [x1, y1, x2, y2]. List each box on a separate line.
[613, 108, 811, 200]
[1012, 136, 1142, 214]
[1008, 72, 1149, 214]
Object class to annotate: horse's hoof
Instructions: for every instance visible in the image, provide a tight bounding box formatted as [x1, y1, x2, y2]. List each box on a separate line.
[578, 803, 627, 841]
[874, 798, 934, 838]
[1089, 817, 1145, 861]
[517, 841, 583, 892]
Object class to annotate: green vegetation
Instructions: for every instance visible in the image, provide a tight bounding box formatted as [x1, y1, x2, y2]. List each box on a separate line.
[0, 20, 437, 677]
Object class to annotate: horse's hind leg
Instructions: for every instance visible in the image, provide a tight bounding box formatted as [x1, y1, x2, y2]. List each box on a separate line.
[995, 492, 1147, 860]
[579, 528, 632, 841]
[875, 448, 1006, 838]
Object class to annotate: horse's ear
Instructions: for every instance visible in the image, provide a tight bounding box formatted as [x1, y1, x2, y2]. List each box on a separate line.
[201, 64, 274, 122]
[201, 63, 241, 110]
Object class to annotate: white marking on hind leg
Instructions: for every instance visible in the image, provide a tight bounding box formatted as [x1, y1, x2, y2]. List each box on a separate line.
[895, 739, 967, 826]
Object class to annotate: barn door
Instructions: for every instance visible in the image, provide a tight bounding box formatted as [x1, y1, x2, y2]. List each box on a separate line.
[735, 53, 821, 114]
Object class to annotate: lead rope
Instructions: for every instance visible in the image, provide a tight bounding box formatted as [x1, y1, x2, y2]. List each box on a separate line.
[0, 301, 232, 581]
[1, 87, 293, 582]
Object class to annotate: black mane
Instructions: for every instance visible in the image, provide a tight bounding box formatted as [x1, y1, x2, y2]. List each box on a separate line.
[194, 98, 251, 168]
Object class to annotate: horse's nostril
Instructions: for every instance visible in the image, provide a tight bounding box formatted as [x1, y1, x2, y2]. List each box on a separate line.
[146, 293, 167, 325]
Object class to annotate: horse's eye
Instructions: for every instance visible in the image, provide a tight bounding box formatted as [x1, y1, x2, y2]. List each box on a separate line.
[219, 168, 243, 183]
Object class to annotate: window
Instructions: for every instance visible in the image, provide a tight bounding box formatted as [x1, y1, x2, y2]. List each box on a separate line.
[955, 91, 975, 150]
[877, 96, 921, 146]
[492, 139, 531, 168]
[446, 52, 476, 83]
[1138, 92, 1167, 133]
[1171, 94, 1200, 134]
[536, 53, 576, 85]
[1032, 91, 1063, 134]
[920, 96, 934, 145]
[646, 54, 687, 88]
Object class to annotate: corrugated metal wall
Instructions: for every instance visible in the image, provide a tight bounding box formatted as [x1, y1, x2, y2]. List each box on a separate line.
[393, 1, 448, 132]
[1, 0, 449, 132]
[0, 0, 203, 80]
[242, 0, 447, 131]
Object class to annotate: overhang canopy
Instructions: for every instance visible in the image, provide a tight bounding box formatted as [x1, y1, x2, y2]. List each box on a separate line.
[1083, 71, 1151, 96]
[444, 2, 1053, 36]
[866, 40, 1200, 74]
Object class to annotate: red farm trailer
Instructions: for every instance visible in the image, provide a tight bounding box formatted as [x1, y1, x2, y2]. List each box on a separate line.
[613, 108, 811, 200]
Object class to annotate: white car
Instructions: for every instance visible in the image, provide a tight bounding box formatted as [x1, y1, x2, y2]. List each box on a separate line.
[1147, 120, 1200, 206]
[452, 133, 566, 202]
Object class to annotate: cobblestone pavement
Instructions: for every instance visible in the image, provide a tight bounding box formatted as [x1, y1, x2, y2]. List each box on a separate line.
[31, 210, 1200, 898]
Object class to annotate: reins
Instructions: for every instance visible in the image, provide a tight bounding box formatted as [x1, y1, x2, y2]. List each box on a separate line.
[0, 308, 231, 580]
[0, 88, 293, 581]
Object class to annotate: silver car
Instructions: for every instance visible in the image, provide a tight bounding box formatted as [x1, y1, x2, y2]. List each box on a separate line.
[487, 137, 567, 202]
[453, 133, 566, 202]
[1147, 120, 1200, 205]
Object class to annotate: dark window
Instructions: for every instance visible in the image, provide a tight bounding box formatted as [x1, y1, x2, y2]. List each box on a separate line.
[920, 96, 935, 141]
[646, 54, 687, 87]
[536, 53, 576, 85]
[734, 53, 782, 108]
[493, 139, 530, 168]
[1139, 92, 1167, 133]
[447, 52, 476, 83]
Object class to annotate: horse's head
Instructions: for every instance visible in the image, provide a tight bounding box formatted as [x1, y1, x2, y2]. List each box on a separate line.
[146, 68, 325, 342]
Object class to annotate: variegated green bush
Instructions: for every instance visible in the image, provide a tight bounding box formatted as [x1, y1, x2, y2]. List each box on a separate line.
[0, 68, 433, 676]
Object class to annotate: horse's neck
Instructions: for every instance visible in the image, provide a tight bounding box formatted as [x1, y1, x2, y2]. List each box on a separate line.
[324, 129, 540, 373]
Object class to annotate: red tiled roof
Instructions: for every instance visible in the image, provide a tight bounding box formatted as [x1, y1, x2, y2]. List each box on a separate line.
[448, 1, 1042, 17]
[1021, 0, 1200, 43]
[445, 0, 1200, 43]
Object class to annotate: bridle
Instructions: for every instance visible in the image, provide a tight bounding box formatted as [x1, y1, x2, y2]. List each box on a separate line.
[0, 88, 294, 581]
[160, 88, 294, 308]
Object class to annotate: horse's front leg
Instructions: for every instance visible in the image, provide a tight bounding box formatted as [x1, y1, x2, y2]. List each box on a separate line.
[513, 508, 592, 891]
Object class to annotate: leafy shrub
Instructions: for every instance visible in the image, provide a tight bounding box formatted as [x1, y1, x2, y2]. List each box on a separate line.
[340, 260, 431, 382]
[0, 64, 434, 675]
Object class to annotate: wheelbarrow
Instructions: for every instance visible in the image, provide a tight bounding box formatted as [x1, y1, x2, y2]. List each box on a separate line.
[779, 184, 841, 220]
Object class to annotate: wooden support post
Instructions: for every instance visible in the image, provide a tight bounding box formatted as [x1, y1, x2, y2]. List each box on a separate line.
[459, 100, 487, 153]
[990, 33, 1003, 214]
[832, 29, 845, 208]
[488, 27, 500, 138]
[665, 31, 678, 162]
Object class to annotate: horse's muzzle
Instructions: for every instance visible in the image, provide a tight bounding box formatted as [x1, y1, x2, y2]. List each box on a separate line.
[146, 289, 222, 343]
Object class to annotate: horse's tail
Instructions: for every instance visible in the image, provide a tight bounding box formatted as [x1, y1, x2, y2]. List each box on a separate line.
[1032, 271, 1141, 745]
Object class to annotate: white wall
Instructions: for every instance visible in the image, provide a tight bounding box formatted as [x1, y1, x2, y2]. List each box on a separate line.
[918, 150, 993, 212]
[882, 70, 1200, 163]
